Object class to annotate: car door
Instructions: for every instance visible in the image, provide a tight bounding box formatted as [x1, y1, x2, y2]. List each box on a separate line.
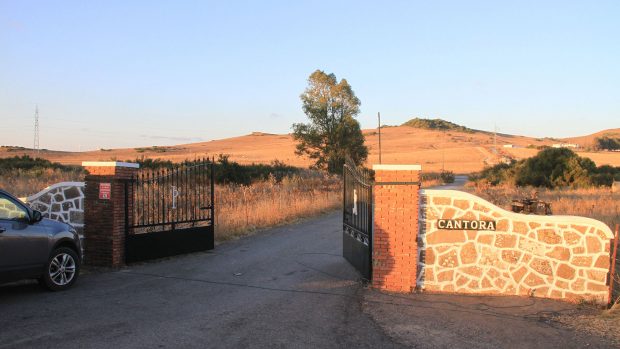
[0, 194, 50, 281]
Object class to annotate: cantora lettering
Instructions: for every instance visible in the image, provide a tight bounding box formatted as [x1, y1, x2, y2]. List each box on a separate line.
[437, 219, 496, 231]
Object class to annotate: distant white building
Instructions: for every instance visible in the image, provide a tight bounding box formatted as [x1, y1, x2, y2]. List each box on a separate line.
[551, 143, 579, 149]
[503, 144, 515, 148]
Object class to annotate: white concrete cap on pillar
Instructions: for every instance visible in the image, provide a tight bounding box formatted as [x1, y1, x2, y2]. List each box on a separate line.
[81, 161, 140, 168]
[372, 164, 422, 171]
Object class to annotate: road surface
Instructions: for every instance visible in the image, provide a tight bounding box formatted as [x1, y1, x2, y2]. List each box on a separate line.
[428, 174, 469, 190]
[0, 212, 398, 349]
[1, 212, 616, 348]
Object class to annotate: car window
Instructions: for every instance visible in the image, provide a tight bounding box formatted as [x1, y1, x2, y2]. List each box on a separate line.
[0, 196, 28, 220]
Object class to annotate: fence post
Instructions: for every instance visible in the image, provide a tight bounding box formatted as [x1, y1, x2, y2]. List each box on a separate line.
[609, 224, 619, 306]
[82, 161, 139, 267]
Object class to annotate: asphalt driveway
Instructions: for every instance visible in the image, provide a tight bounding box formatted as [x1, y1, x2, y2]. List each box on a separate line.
[0, 212, 398, 349]
[1, 212, 617, 348]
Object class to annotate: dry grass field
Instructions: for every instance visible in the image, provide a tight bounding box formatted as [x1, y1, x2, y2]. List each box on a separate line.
[215, 174, 341, 241]
[3, 126, 619, 173]
[465, 183, 620, 230]
[0, 168, 84, 198]
[4, 170, 342, 243]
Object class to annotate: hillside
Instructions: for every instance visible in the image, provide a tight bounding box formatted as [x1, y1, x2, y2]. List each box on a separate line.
[562, 128, 620, 149]
[2, 125, 619, 174]
[401, 118, 477, 133]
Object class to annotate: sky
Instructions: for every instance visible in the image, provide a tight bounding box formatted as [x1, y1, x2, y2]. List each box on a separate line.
[1, 0, 619, 151]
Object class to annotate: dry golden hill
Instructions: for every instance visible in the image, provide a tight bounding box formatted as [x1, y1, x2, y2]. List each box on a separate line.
[562, 128, 620, 148]
[2, 127, 619, 173]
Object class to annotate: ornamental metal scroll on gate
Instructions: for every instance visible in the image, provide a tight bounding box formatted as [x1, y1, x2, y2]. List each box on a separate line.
[124, 159, 215, 263]
[342, 156, 373, 280]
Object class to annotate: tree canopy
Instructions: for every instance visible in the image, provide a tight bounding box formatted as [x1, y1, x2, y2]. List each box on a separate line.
[595, 136, 620, 151]
[292, 70, 368, 174]
[471, 148, 620, 188]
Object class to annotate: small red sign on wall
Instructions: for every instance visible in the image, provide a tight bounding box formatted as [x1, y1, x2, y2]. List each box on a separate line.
[99, 183, 111, 200]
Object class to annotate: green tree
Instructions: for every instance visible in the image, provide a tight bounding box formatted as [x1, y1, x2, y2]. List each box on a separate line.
[292, 70, 368, 174]
[514, 148, 594, 188]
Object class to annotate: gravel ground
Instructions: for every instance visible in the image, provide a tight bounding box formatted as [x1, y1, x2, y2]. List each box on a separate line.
[363, 290, 618, 349]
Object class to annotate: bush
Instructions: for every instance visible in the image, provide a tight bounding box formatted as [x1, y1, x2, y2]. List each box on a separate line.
[595, 136, 620, 151]
[422, 171, 455, 184]
[130, 155, 302, 186]
[0, 156, 85, 197]
[471, 148, 620, 189]
[440, 171, 455, 184]
[0, 155, 82, 173]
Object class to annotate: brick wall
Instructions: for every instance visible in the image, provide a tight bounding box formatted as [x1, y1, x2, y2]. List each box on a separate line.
[372, 165, 421, 292]
[83, 162, 138, 267]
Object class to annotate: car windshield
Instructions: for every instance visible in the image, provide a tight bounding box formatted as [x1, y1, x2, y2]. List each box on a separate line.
[0, 196, 28, 220]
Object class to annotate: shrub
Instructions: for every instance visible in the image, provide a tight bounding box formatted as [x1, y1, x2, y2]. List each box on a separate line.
[129, 155, 302, 186]
[471, 148, 620, 189]
[0, 156, 85, 197]
[595, 136, 620, 151]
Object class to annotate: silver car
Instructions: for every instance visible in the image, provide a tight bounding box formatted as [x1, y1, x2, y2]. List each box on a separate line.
[0, 189, 83, 291]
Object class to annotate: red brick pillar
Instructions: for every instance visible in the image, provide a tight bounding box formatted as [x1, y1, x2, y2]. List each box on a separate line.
[82, 161, 139, 267]
[372, 164, 421, 292]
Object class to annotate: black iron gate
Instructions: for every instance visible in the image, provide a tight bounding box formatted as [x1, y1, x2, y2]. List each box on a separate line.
[125, 159, 214, 263]
[343, 157, 373, 280]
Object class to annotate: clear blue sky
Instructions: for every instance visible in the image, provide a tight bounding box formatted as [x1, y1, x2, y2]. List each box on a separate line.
[1, 1, 618, 151]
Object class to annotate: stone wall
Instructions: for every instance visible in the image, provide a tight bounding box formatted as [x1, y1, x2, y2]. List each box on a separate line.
[22, 182, 85, 235]
[419, 189, 613, 304]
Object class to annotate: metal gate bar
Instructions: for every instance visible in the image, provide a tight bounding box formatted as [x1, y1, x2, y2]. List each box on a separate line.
[342, 156, 373, 280]
[124, 159, 215, 263]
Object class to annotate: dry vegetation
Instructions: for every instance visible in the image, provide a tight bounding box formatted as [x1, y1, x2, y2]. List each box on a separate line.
[465, 183, 620, 230]
[0, 168, 84, 198]
[552, 305, 620, 346]
[214, 174, 341, 241]
[2, 170, 342, 242]
[4, 126, 619, 173]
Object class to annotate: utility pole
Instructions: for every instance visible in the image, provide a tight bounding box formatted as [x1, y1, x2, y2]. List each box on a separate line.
[33, 105, 40, 157]
[442, 130, 445, 172]
[493, 123, 498, 155]
[377, 112, 382, 164]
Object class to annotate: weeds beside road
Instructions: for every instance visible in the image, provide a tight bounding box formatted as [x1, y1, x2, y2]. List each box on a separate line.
[215, 174, 341, 241]
[0, 162, 343, 243]
[467, 184, 620, 230]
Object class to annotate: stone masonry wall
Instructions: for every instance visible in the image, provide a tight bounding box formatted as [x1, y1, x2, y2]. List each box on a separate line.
[419, 189, 613, 304]
[22, 182, 85, 236]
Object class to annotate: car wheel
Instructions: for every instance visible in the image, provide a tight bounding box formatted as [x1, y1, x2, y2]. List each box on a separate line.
[41, 247, 80, 291]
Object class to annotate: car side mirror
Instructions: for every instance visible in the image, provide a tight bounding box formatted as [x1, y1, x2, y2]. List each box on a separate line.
[31, 210, 43, 223]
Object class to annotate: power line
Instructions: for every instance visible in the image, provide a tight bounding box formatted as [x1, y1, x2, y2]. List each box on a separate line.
[377, 112, 382, 164]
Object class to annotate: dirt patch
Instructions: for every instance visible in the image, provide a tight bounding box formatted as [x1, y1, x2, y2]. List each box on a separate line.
[551, 304, 620, 346]
[363, 290, 618, 349]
